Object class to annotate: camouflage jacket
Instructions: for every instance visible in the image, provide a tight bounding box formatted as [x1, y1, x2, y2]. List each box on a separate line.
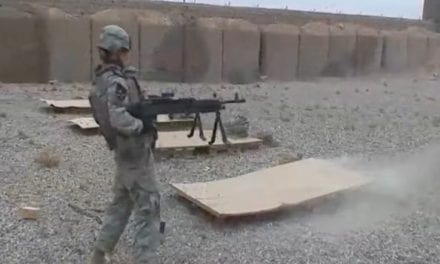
[89, 64, 155, 163]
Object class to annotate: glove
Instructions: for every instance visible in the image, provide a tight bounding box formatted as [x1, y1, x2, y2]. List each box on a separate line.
[126, 102, 143, 119]
[140, 117, 155, 134]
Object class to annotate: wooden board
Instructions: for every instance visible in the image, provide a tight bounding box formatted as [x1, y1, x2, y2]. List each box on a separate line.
[67, 122, 260, 152]
[156, 130, 261, 152]
[41, 99, 90, 109]
[70, 117, 98, 129]
[171, 158, 371, 217]
[69, 116, 193, 130]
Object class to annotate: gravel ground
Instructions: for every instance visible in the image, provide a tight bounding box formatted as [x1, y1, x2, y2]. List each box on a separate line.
[2, 74, 440, 263]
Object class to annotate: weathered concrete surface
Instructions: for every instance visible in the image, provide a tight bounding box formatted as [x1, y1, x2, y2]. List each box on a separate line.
[424, 0, 440, 22]
[37, 8, 91, 82]
[91, 9, 140, 72]
[406, 27, 429, 70]
[184, 17, 223, 83]
[139, 11, 184, 82]
[325, 23, 357, 76]
[426, 33, 440, 70]
[260, 24, 300, 81]
[222, 19, 260, 84]
[298, 22, 330, 79]
[0, 7, 44, 82]
[355, 27, 383, 75]
[382, 30, 408, 73]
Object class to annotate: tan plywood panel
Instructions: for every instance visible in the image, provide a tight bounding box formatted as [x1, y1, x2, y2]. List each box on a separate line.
[41, 99, 90, 109]
[69, 117, 98, 129]
[156, 130, 261, 150]
[67, 122, 260, 151]
[171, 158, 371, 217]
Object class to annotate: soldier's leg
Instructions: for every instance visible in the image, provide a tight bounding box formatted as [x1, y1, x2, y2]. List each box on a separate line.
[129, 184, 161, 264]
[94, 181, 134, 254]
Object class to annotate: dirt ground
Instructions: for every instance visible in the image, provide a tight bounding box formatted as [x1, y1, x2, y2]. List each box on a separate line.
[2, 74, 440, 263]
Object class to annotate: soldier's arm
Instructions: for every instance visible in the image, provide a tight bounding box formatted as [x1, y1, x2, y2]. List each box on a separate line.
[107, 80, 144, 136]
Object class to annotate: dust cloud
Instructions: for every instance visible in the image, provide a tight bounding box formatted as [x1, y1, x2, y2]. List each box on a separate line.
[307, 144, 440, 233]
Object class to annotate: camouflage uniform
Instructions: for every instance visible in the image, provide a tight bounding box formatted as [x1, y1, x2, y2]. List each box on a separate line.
[89, 25, 161, 264]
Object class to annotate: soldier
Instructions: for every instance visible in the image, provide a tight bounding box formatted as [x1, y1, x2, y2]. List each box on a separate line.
[88, 25, 161, 264]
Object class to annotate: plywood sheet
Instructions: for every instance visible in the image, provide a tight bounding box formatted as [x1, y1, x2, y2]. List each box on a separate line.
[41, 99, 90, 109]
[171, 158, 371, 217]
[157, 115, 194, 124]
[67, 119, 258, 151]
[69, 117, 98, 129]
[156, 130, 261, 151]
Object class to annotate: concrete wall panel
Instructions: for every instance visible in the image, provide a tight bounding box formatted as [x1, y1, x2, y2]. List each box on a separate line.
[298, 22, 330, 79]
[325, 23, 357, 76]
[426, 33, 440, 70]
[260, 24, 299, 81]
[42, 8, 91, 82]
[222, 19, 260, 84]
[382, 30, 408, 73]
[139, 11, 184, 82]
[424, 0, 440, 21]
[0, 7, 44, 83]
[184, 17, 223, 83]
[405, 27, 428, 69]
[355, 27, 383, 75]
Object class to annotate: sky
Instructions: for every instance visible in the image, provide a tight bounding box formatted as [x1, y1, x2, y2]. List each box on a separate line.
[168, 0, 425, 19]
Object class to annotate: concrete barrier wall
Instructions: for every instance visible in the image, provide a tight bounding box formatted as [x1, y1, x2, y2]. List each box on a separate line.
[139, 11, 184, 82]
[382, 30, 408, 73]
[1, 6, 440, 84]
[298, 22, 330, 79]
[406, 27, 429, 69]
[184, 18, 223, 83]
[222, 19, 260, 84]
[325, 24, 357, 77]
[38, 8, 91, 82]
[0, 7, 45, 83]
[427, 33, 440, 70]
[355, 27, 383, 75]
[260, 24, 299, 81]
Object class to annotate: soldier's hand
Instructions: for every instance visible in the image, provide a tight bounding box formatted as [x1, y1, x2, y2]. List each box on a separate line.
[141, 118, 155, 134]
[126, 102, 143, 118]
[149, 192, 160, 213]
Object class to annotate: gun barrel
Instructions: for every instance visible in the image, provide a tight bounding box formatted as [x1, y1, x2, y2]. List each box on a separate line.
[127, 96, 246, 120]
[221, 99, 246, 104]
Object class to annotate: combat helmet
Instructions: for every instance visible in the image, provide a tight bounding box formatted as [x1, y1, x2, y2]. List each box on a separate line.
[98, 25, 131, 52]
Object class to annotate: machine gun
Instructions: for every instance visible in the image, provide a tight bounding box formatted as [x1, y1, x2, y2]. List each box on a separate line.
[126, 93, 246, 144]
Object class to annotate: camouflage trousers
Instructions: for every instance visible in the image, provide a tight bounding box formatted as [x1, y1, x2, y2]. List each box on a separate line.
[95, 179, 161, 263]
